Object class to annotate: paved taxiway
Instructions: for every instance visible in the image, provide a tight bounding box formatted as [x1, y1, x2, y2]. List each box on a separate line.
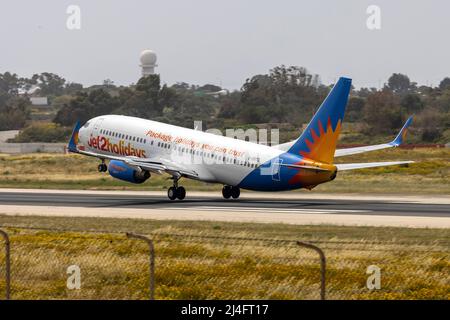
[0, 189, 448, 228]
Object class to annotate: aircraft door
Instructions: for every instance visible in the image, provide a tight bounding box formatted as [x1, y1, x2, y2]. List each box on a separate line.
[93, 118, 105, 136]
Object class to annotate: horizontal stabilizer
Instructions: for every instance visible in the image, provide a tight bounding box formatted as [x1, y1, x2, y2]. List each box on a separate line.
[334, 116, 413, 157]
[336, 161, 414, 171]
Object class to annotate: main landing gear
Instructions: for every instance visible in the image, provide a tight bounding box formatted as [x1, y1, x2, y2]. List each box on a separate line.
[167, 176, 186, 200]
[222, 185, 240, 199]
[98, 161, 107, 172]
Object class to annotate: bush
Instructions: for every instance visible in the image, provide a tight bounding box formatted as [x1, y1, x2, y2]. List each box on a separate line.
[9, 123, 72, 143]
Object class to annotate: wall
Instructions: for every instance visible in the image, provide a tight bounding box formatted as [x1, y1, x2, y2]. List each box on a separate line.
[0, 143, 66, 154]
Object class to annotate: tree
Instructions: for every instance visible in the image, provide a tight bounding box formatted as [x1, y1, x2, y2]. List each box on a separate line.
[0, 72, 20, 94]
[53, 89, 118, 126]
[363, 89, 403, 135]
[35, 72, 66, 96]
[346, 97, 365, 122]
[64, 82, 83, 95]
[102, 79, 115, 88]
[129, 75, 163, 117]
[171, 82, 190, 91]
[439, 77, 450, 91]
[0, 95, 30, 130]
[417, 108, 443, 142]
[400, 93, 424, 114]
[238, 66, 323, 125]
[387, 73, 411, 94]
[198, 84, 222, 92]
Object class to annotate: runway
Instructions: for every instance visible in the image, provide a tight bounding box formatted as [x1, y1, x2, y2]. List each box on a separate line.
[0, 189, 449, 228]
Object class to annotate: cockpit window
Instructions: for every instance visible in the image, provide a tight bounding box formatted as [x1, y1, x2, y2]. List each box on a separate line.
[82, 121, 91, 129]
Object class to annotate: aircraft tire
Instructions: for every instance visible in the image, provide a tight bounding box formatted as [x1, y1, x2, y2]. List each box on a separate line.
[231, 187, 240, 199]
[176, 186, 186, 200]
[168, 187, 177, 200]
[222, 185, 231, 199]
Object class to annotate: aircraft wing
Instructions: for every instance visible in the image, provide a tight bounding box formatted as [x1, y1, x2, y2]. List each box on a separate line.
[334, 116, 413, 157]
[74, 148, 199, 179]
[273, 116, 413, 157]
[336, 161, 414, 171]
[127, 157, 199, 179]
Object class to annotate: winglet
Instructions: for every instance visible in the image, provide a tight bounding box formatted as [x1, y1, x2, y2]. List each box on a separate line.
[391, 116, 413, 146]
[68, 121, 81, 153]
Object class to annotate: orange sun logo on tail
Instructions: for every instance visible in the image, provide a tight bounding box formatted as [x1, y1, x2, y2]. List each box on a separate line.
[300, 117, 341, 164]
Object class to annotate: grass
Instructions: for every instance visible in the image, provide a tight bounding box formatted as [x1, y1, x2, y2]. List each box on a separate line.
[0, 147, 449, 194]
[0, 215, 449, 300]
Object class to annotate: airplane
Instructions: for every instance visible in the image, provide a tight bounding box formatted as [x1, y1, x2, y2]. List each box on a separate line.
[67, 77, 414, 200]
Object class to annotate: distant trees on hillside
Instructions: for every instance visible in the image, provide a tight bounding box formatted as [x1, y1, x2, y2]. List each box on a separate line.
[1, 68, 449, 143]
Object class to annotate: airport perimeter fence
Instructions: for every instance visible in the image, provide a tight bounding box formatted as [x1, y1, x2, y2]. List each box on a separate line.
[0, 227, 449, 300]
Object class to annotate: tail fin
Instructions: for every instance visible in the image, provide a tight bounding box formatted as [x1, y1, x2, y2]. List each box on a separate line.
[68, 121, 81, 153]
[287, 77, 352, 164]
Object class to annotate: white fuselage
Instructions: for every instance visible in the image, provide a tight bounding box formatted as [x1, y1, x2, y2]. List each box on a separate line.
[78, 115, 283, 186]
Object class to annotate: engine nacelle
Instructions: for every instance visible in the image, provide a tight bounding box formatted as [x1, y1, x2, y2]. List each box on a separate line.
[108, 160, 150, 184]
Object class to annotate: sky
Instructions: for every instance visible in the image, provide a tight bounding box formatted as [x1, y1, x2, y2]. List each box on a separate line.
[1, 0, 449, 90]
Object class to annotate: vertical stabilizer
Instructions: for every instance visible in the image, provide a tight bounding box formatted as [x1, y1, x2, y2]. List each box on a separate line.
[287, 77, 352, 164]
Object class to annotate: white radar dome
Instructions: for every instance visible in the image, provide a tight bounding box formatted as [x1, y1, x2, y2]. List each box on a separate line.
[140, 50, 157, 65]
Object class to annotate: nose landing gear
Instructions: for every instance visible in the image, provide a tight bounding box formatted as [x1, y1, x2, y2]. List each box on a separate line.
[222, 185, 240, 199]
[98, 161, 107, 172]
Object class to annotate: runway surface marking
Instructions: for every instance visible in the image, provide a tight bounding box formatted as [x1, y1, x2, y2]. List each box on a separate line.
[0, 189, 448, 228]
[165, 206, 369, 214]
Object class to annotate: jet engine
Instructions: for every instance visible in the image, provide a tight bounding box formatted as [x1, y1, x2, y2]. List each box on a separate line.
[107, 160, 150, 184]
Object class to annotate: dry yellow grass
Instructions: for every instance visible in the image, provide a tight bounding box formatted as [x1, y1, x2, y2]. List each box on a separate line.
[0, 216, 448, 300]
[0, 148, 448, 193]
